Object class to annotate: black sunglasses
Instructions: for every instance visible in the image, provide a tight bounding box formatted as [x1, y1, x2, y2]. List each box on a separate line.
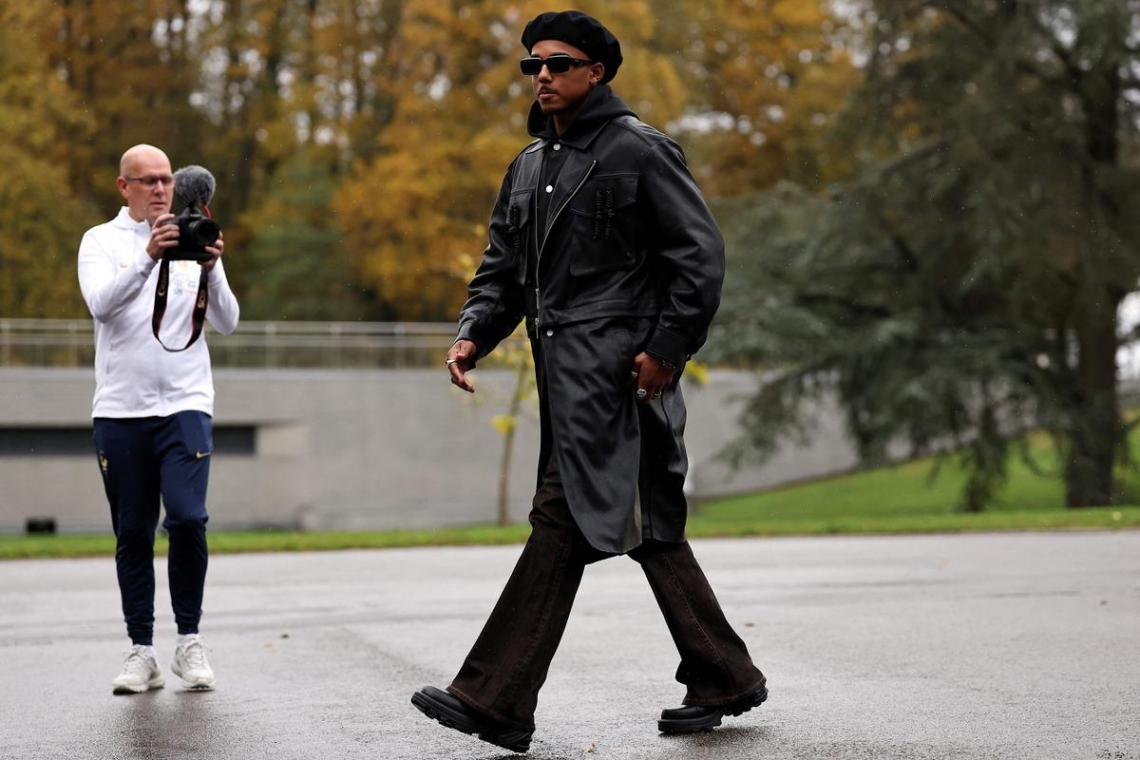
[520, 55, 594, 76]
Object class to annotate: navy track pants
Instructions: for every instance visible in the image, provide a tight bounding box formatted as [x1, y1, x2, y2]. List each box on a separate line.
[93, 411, 212, 645]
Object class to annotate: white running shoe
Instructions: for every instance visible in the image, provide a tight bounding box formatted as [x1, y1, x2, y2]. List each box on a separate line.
[171, 634, 215, 690]
[112, 645, 165, 695]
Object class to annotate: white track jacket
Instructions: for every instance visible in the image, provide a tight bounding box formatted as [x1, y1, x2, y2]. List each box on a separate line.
[78, 207, 240, 418]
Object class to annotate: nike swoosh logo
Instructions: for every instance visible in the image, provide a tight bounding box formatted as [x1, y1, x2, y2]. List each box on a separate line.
[195, 451, 212, 459]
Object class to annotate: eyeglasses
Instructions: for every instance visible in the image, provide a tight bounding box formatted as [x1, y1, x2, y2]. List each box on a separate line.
[520, 55, 594, 76]
[124, 175, 175, 188]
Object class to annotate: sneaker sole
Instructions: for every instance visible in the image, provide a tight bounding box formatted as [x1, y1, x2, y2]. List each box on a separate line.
[180, 681, 214, 691]
[411, 690, 532, 754]
[658, 687, 768, 734]
[171, 664, 214, 691]
[112, 677, 164, 695]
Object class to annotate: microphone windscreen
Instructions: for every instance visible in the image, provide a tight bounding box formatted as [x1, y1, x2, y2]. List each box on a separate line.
[173, 165, 217, 207]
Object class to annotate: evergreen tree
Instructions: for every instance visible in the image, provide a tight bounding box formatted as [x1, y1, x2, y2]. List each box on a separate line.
[240, 151, 371, 320]
[711, 0, 1140, 510]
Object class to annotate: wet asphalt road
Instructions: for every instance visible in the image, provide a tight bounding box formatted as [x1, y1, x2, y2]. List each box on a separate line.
[1, 532, 1138, 760]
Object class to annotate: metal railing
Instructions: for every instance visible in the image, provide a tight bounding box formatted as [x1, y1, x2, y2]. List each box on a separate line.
[0, 319, 525, 370]
[0, 319, 94, 368]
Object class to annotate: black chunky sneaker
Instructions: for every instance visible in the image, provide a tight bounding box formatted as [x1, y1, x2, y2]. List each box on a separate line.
[658, 686, 769, 734]
[411, 686, 533, 754]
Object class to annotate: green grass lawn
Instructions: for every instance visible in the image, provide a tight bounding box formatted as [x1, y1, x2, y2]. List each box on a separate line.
[3, 435, 1138, 560]
[689, 431, 1140, 536]
[688, 467, 1140, 538]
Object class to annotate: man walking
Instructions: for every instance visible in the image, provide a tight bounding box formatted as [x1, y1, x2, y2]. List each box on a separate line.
[78, 144, 240, 693]
[412, 11, 766, 753]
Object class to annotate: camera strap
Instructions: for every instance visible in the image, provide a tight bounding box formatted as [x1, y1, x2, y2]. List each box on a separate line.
[151, 259, 210, 352]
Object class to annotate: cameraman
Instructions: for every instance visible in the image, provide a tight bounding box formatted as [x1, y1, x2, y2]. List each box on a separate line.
[77, 144, 239, 694]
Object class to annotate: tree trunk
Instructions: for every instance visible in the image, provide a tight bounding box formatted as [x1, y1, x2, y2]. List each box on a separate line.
[496, 353, 530, 526]
[1065, 299, 1121, 507]
[1063, 27, 1128, 507]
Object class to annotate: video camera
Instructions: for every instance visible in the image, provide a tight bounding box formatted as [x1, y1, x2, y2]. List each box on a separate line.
[166, 165, 220, 263]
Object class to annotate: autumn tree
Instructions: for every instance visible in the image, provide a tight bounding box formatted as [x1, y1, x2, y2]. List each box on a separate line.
[0, 0, 99, 318]
[1, 0, 863, 323]
[192, 0, 406, 315]
[9, 0, 212, 318]
[331, 0, 854, 320]
[48, 0, 209, 212]
[333, 0, 690, 321]
[658, 0, 860, 196]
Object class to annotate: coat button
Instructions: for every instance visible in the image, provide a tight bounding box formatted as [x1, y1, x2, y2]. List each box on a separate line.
[553, 143, 561, 151]
[545, 329, 554, 337]
[545, 185, 553, 193]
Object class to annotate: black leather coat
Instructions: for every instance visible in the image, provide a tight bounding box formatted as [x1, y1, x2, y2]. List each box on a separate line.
[457, 86, 725, 553]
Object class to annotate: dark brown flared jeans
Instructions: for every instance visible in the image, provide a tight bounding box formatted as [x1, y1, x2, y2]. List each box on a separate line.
[448, 452, 766, 730]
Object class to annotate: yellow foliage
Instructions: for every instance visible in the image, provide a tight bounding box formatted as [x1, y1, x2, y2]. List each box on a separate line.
[667, 0, 860, 195]
[333, 0, 695, 320]
[0, 0, 98, 317]
[685, 360, 711, 387]
[0, 0, 863, 321]
[491, 415, 517, 435]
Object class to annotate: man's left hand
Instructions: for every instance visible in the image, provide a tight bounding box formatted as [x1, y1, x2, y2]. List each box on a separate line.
[201, 231, 224, 273]
[631, 352, 675, 404]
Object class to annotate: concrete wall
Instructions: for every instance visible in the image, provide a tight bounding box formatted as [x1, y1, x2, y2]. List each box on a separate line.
[0, 367, 858, 533]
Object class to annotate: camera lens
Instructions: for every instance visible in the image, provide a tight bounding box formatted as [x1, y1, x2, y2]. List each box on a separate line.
[186, 218, 221, 248]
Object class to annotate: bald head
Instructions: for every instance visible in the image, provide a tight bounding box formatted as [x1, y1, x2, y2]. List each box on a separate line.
[117, 144, 174, 224]
[120, 144, 169, 177]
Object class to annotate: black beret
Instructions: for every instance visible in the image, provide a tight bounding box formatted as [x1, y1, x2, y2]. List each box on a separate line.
[521, 10, 623, 84]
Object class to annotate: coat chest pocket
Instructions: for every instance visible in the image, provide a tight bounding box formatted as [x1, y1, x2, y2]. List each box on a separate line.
[506, 187, 534, 284]
[567, 174, 639, 276]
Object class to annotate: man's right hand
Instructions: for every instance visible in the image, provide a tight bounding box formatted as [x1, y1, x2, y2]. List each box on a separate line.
[146, 213, 179, 260]
[447, 340, 478, 393]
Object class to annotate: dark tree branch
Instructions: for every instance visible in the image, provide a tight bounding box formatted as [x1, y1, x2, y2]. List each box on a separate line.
[921, 1, 996, 47]
[890, 233, 920, 273]
[796, 292, 894, 320]
[1015, 8, 1090, 92]
[871, 137, 949, 179]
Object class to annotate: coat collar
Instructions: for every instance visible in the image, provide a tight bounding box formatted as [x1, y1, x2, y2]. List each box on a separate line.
[111, 206, 152, 233]
[525, 84, 636, 152]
